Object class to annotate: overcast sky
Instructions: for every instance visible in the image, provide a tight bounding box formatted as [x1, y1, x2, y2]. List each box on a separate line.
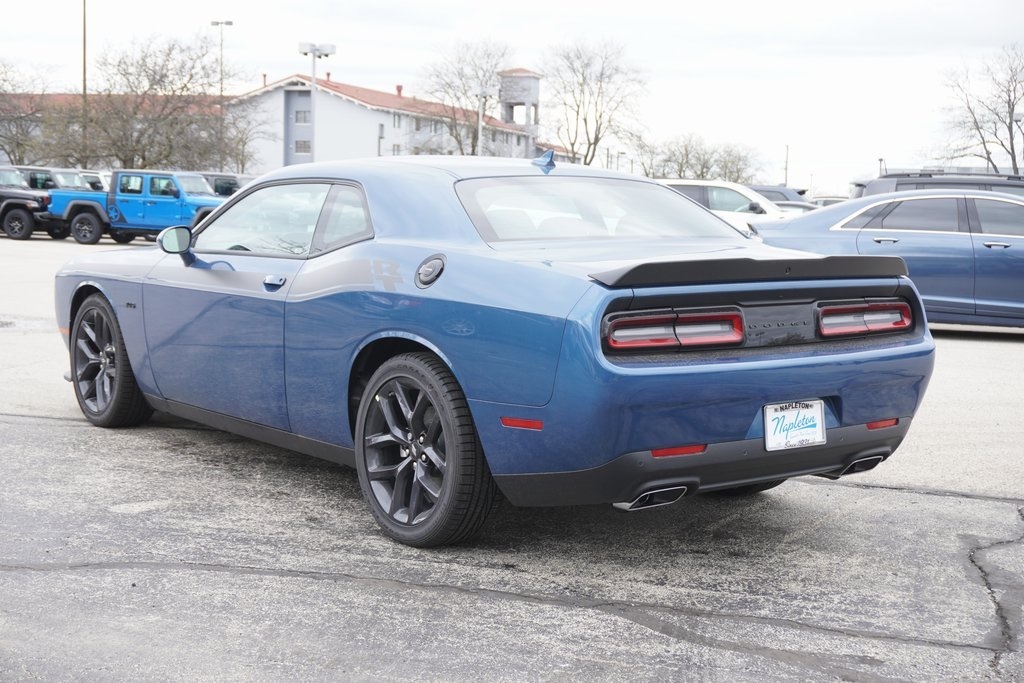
[4, 0, 1024, 194]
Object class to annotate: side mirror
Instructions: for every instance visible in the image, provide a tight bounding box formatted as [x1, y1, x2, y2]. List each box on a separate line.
[158, 225, 195, 265]
[748, 202, 766, 214]
[43, 180, 56, 189]
[169, 187, 180, 198]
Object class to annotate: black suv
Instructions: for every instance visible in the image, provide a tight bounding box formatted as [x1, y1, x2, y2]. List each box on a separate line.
[852, 169, 1024, 198]
[0, 166, 55, 240]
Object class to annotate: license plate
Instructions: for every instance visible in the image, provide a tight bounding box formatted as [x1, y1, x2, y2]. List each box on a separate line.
[764, 400, 826, 451]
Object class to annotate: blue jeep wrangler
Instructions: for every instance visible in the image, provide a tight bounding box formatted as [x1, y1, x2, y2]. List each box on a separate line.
[41, 169, 225, 244]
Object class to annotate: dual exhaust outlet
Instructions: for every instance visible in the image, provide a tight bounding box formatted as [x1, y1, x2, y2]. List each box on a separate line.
[612, 454, 886, 511]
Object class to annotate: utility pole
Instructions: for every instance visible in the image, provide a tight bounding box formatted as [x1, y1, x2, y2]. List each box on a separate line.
[211, 20, 234, 172]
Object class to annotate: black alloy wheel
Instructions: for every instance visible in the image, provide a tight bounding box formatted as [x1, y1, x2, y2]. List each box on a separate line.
[2, 208, 34, 240]
[70, 213, 103, 244]
[70, 294, 153, 427]
[48, 224, 70, 240]
[355, 352, 497, 547]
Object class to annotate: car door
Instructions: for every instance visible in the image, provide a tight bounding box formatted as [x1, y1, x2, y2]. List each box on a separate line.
[142, 175, 182, 229]
[855, 196, 975, 316]
[143, 182, 332, 430]
[968, 196, 1024, 319]
[113, 173, 146, 226]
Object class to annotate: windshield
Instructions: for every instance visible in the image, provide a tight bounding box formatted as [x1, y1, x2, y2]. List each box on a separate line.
[0, 169, 28, 187]
[457, 176, 742, 242]
[178, 175, 216, 195]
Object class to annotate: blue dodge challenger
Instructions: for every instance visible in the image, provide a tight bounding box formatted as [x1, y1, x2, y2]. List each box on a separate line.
[55, 155, 935, 546]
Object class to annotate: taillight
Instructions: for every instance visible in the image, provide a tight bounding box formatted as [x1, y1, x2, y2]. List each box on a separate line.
[605, 309, 744, 351]
[818, 301, 912, 337]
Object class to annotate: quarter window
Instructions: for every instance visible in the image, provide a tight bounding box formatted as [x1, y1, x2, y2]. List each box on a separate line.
[878, 198, 959, 232]
[194, 183, 331, 257]
[975, 199, 1024, 236]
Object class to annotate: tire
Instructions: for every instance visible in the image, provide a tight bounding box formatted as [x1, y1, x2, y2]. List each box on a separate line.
[709, 479, 787, 496]
[70, 213, 103, 244]
[48, 224, 70, 240]
[2, 208, 35, 240]
[70, 294, 153, 428]
[110, 231, 135, 244]
[354, 352, 497, 547]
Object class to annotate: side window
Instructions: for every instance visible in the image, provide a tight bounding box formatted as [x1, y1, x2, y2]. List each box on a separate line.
[707, 186, 752, 212]
[975, 199, 1024, 237]
[839, 203, 888, 230]
[149, 177, 176, 196]
[119, 175, 143, 194]
[878, 198, 959, 232]
[194, 183, 331, 257]
[311, 185, 373, 254]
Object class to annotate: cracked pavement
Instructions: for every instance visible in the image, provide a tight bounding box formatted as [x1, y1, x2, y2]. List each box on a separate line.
[1, 237, 1022, 681]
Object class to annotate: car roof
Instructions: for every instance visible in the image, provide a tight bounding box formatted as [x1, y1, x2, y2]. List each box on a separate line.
[258, 155, 636, 184]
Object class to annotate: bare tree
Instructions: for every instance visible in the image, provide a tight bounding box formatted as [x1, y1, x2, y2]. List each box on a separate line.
[84, 35, 223, 169]
[0, 62, 51, 165]
[945, 44, 1024, 174]
[423, 41, 511, 155]
[544, 41, 644, 166]
[714, 144, 761, 183]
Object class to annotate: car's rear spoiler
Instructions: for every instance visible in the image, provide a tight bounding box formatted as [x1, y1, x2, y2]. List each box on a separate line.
[589, 256, 908, 288]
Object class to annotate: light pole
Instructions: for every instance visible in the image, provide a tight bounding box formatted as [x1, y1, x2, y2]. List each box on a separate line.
[211, 20, 233, 171]
[298, 42, 336, 162]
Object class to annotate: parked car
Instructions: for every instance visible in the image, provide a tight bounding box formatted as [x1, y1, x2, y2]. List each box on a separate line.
[774, 200, 820, 214]
[852, 170, 1024, 198]
[42, 169, 225, 244]
[54, 155, 935, 547]
[746, 184, 807, 203]
[16, 166, 104, 239]
[754, 188, 1024, 328]
[200, 172, 255, 197]
[657, 178, 788, 233]
[0, 165, 54, 239]
[78, 169, 110, 192]
[810, 195, 848, 207]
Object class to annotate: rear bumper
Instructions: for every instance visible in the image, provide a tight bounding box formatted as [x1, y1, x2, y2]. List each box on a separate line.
[494, 420, 910, 507]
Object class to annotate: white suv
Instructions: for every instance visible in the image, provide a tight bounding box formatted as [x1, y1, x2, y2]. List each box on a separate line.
[657, 178, 787, 233]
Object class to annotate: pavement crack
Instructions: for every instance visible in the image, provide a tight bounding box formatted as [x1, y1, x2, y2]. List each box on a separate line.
[966, 505, 1024, 677]
[0, 557, 1001, 676]
[800, 477, 1024, 506]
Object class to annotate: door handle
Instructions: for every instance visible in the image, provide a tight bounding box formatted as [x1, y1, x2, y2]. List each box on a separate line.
[263, 275, 287, 287]
[983, 241, 1011, 249]
[872, 236, 899, 244]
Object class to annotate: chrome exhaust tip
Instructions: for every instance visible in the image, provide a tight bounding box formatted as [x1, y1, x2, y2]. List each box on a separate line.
[840, 454, 885, 477]
[613, 485, 688, 512]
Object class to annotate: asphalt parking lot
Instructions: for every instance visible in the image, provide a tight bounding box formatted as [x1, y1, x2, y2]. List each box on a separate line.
[1, 234, 1022, 681]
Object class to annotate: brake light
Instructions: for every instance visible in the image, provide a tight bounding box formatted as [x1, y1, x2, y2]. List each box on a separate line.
[818, 301, 911, 337]
[605, 309, 744, 351]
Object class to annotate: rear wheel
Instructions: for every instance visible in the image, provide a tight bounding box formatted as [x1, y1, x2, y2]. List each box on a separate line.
[70, 213, 103, 244]
[2, 208, 34, 240]
[355, 352, 497, 547]
[70, 294, 153, 427]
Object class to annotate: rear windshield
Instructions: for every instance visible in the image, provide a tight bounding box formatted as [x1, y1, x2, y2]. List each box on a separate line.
[456, 176, 741, 242]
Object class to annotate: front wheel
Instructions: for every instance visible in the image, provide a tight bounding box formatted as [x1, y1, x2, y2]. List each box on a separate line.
[355, 352, 497, 547]
[2, 208, 35, 240]
[48, 224, 70, 240]
[110, 231, 135, 244]
[70, 213, 103, 244]
[70, 294, 153, 427]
